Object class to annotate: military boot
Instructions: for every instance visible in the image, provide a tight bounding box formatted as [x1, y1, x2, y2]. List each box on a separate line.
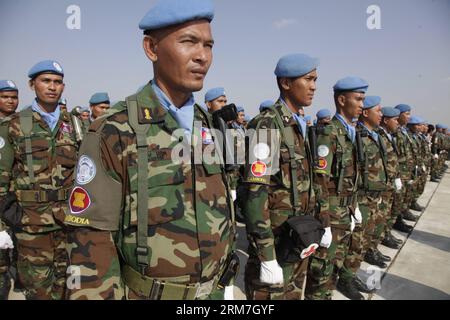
[410, 201, 425, 212]
[402, 210, 419, 222]
[352, 276, 377, 294]
[364, 250, 387, 269]
[381, 235, 400, 249]
[389, 232, 403, 245]
[375, 249, 392, 262]
[337, 278, 365, 300]
[431, 177, 440, 183]
[0, 273, 11, 300]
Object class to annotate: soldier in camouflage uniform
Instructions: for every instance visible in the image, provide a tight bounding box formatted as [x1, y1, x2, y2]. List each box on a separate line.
[378, 108, 404, 250]
[306, 77, 368, 300]
[243, 53, 320, 300]
[0, 80, 20, 300]
[0, 61, 78, 300]
[65, 0, 237, 300]
[337, 96, 388, 299]
[430, 125, 444, 182]
[390, 105, 415, 234]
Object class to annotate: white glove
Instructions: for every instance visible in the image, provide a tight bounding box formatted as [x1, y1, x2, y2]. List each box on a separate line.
[320, 227, 332, 248]
[224, 285, 234, 300]
[260, 260, 284, 285]
[354, 206, 363, 224]
[230, 190, 237, 202]
[0, 231, 14, 250]
[395, 178, 403, 191]
[408, 180, 414, 185]
[434, 154, 439, 160]
[350, 217, 356, 232]
[422, 165, 427, 173]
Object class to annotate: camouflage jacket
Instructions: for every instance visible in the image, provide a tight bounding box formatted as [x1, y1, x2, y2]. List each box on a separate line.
[356, 124, 388, 192]
[313, 116, 359, 228]
[377, 127, 399, 191]
[242, 100, 316, 262]
[393, 127, 415, 180]
[65, 84, 235, 300]
[418, 133, 432, 168]
[0, 107, 78, 234]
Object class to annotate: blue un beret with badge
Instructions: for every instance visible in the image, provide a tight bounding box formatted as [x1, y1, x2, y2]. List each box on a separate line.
[408, 116, 423, 125]
[333, 76, 369, 93]
[89, 92, 110, 105]
[236, 106, 245, 113]
[363, 96, 381, 109]
[274, 53, 319, 78]
[139, 0, 214, 31]
[316, 109, 331, 120]
[259, 100, 274, 112]
[381, 107, 400, 118]
[395, 104, 412, 113]
[0, 80, 18, 92]
[205, 87, 225, 102]
[28, 60, 64, 79]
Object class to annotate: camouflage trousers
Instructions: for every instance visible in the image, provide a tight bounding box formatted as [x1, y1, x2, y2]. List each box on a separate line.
[0, 249, 11, 300]
[414, 172, 428, 203]
[431, 157, 440, 178]
[245, 246, 309, 300]
[16, 229, 68, 300]
[344, 194, 383, 275]
[379, 191, 394, 240]
[305, 224, 352, 300]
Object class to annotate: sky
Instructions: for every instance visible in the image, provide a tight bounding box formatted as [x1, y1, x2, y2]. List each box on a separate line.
[1, 0, 449, 124]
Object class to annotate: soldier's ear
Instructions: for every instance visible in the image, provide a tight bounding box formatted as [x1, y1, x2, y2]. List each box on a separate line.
[337, 94, 346, 108]
[279, 77, 291, 91]
[143, 35, 158, 63]
[28, 79, 35, 90]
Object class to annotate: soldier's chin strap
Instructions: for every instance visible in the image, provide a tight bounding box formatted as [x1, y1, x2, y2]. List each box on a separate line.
[127, 96, 150, 274]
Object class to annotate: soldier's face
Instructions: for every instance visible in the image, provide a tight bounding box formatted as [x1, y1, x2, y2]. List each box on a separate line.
[30, 73, 65, 106]
[90, 103, 110, 119]
[342, 92, 365, 119]
[237, 112, 245, 125]
[364, 105, 382, 128]
[283, 70, 318, 108]
[398, 111, 410, 126]
[319, 117, 331, 125]
[146, 20, 214, 95]
[0, 90, 19, 116]
[207, 95, 227, 112]
[384, 117, 399, 133]
[80, 111, 90, 121]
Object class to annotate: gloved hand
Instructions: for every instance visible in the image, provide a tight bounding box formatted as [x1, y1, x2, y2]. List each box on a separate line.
[350, 216, 356, 232]
[408, 180, 414, 185]
[434, 154, 439, 160]
[230, 190, 237, 202]
[0, 231, 14, 250]
[260, 260, 284, 285]
[395, 178, 403, 191]
[422, 165, 427, 173]
[320, 227, 332, 248]
[224, 285, 234, 300]
[354, 206, 363, 224]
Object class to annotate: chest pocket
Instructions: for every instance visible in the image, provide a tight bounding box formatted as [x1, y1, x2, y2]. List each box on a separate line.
[17, 134, 50, 175]
[128, 146, 186, 227]
[279, 145, 307, 189]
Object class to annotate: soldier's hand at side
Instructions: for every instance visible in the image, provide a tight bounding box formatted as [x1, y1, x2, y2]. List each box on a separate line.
[224, 285, 234, 300]
[354, 206, 363, 224]
[350, 217, 356, 232]
[260, 260, 284, 285]
[320, 227, 332, 248]
[433, 154, 439, 159]
[0, 231, 14, 249]
[395, 178, 403, 191]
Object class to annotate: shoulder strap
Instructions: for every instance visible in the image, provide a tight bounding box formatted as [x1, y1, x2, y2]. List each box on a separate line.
[126, 95, 151, 274]
[19, 108, 35, 185]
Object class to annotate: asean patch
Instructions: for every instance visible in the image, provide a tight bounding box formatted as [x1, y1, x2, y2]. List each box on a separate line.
[300, 243, 319, 259]
[317, 145, 330, 158]
[69, 187, 91, 215]
[317, 158, 328, 170]
[0, 137, 5, 149]
[201, 127, 214, 145]
[251, 161, 267, 177]
[76, 155, 97, 185]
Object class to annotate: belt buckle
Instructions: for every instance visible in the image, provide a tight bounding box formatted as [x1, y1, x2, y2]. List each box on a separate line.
[195, 278, 215, 299]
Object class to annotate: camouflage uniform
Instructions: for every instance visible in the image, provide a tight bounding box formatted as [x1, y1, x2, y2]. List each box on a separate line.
[243, 101, 316, 300]
[344, 124, 387, 274]
[306, 116, 358, 300]
[415, 133, 431, 199]
[0, 107, 78, 299]
[407, 129, 422, 209]
[65, 84, 235, 300]
[378, 127, 400, 236]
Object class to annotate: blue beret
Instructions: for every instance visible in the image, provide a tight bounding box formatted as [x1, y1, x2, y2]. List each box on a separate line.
[259, 100, 274, 112]
[381, 107, 400, 118]
[395, 104, 412, 113]
[408, 116, 423, 125]
[0, 80, 18, 92]
[28, 60, 64, 79]
[333, 76, 369, 93]
[205, 87, 226, 102]
[244, 115, 252, 122]
[89, 92, 110, 105]
[436, 124, 446, 130]
[139, 0, 214, 31]
[236, 106, 245, 113]
[274, 53, 319, 78]
[304, 116, 312, 122]
[363, 96, 381, 109]
[59, 98, 67, 105]
[316, 109, 331, 120]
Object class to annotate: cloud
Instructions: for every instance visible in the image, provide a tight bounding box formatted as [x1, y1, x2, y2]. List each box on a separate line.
[273, 18, 298, 30]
